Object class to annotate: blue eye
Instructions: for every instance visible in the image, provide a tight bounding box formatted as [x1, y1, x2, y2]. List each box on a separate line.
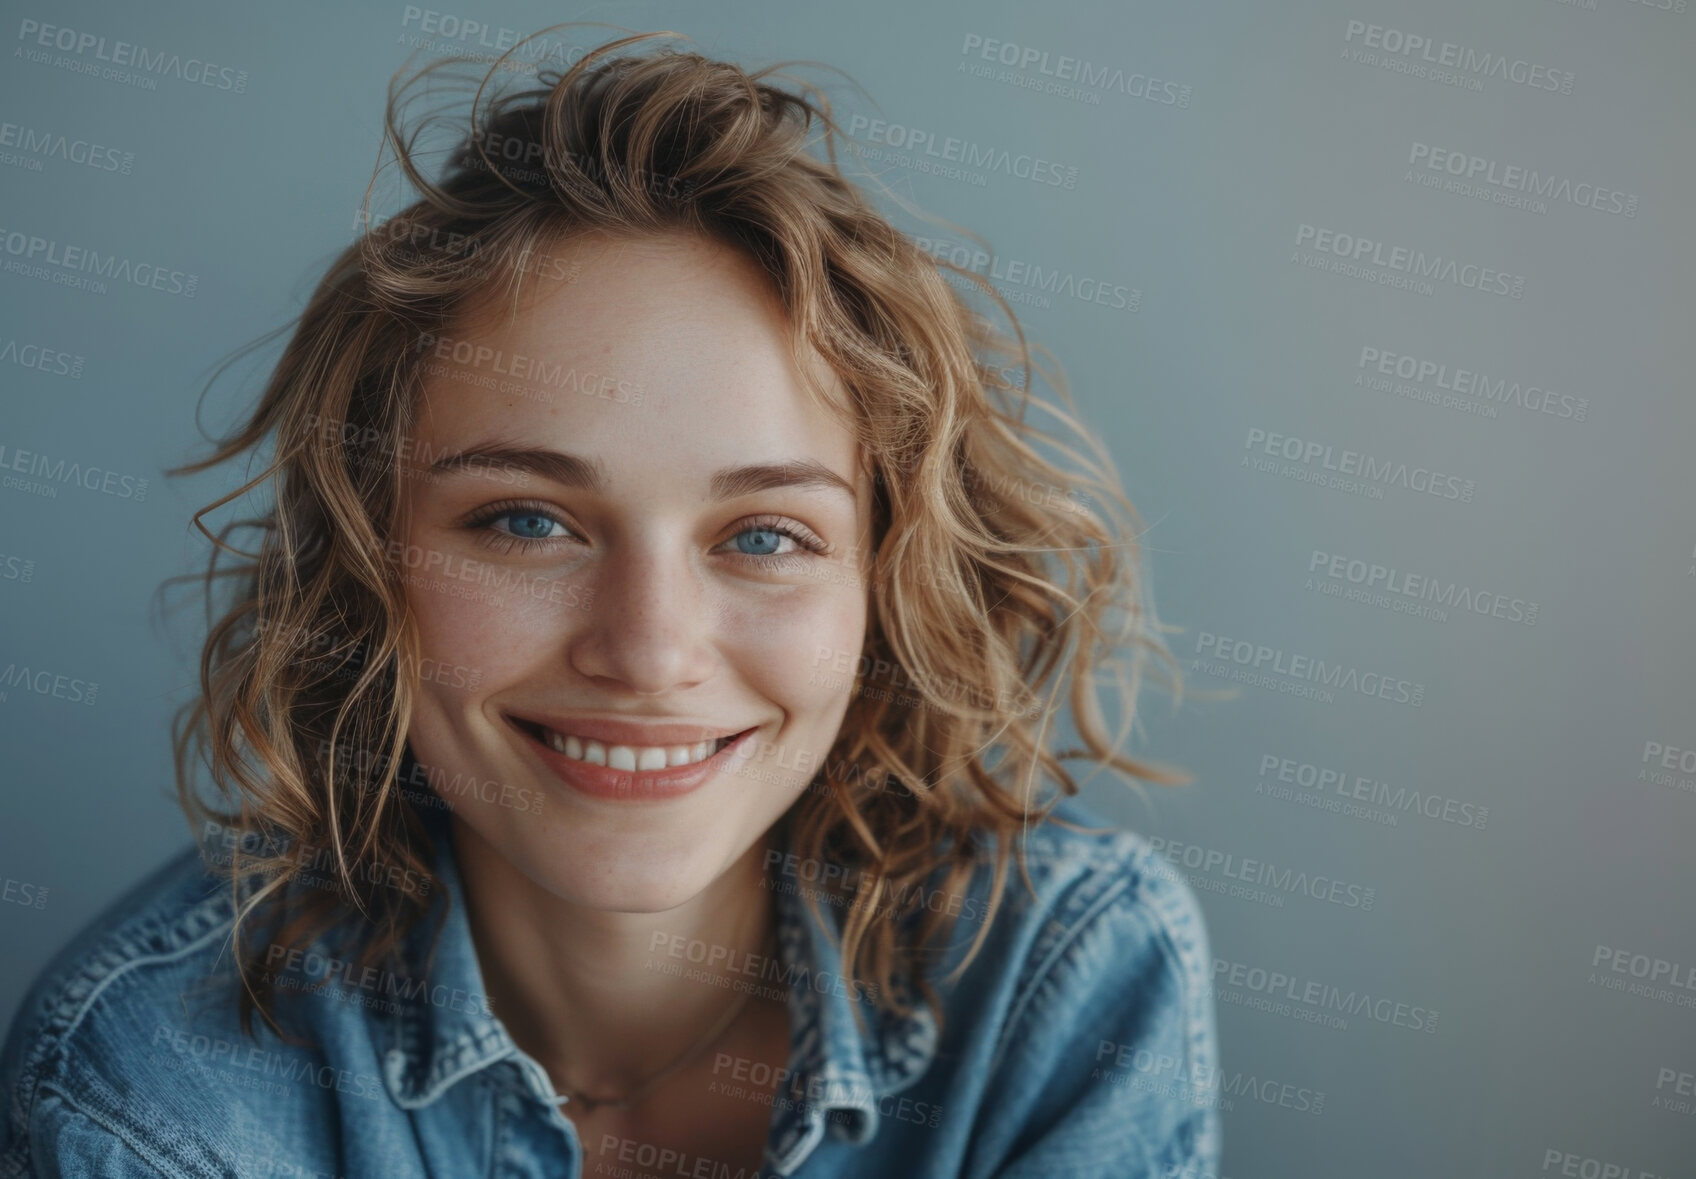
[498, 511, 561, 540]
[463, 502, 825, 563]
[718, 519, 827, 564]
[732, 527, 788, 556]
[463, 501, 573, 552]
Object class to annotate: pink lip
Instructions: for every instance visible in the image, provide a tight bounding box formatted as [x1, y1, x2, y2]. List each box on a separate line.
[507, 715, 761, 802]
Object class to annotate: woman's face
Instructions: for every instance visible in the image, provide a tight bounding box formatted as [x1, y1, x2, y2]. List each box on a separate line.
[396, 229, 874, 912]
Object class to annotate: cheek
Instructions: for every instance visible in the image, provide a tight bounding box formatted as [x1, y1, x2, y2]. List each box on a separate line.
[723, 585, 866, 724]
[403, 575, 573, 712]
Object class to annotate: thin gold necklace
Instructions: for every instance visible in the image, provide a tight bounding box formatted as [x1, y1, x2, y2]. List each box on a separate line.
[550, 926, 779, 1115]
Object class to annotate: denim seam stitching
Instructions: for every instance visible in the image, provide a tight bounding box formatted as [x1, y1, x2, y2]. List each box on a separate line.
[983, 874, 1163, 1173]
[7, 894, 235, 1171]
[35, 1081, 178, 1177]
[986, 853, 1135, 1077]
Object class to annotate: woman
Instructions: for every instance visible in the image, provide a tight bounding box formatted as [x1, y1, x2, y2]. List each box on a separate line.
[0, 28, 1220, 1178]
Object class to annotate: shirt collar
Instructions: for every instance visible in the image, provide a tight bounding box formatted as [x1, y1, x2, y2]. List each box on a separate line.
[764, 861, 938, 1171]
[378, 792, 938, 1173]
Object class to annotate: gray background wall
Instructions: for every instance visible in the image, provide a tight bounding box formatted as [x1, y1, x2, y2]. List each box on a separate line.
[2, 0, 1691, 1173]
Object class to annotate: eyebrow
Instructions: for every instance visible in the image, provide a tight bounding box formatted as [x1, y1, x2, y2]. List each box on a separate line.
[426, 443, 857, 502]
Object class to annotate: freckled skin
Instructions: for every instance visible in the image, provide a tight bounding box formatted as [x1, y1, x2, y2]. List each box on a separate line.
[401, 228, 872, 908]
[394, 229, 875, 1167]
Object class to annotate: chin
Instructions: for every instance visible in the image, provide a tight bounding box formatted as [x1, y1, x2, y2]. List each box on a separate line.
[477, 799, 763, 913]
[549, 867, 709, 914]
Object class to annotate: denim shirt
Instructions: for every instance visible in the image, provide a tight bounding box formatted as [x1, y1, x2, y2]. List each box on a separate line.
[0, 793, 1221, 1178]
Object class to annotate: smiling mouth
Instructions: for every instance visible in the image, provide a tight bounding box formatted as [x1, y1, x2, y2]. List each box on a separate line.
[508, 717, 748, 771]
[505, 714, 762, 803]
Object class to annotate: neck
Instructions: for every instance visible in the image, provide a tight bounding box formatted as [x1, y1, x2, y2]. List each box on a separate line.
[448, 814, 782, 1099]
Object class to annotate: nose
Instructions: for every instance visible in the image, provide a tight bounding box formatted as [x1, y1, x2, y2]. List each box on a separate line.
[567, 537, 717, 696]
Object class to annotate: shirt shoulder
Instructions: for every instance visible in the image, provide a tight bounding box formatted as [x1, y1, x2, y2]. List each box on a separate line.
[998, 795, 1213, 1055]
[0, 842, 259, 1177]
[936, 795, 1211, 1025]
[938, 795, 1222, 1177]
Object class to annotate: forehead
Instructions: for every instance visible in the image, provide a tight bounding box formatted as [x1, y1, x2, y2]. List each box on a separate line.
[409, 229, 863, 482]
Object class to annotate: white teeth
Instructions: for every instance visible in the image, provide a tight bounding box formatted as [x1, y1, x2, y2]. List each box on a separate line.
[535, 726, 734, 770]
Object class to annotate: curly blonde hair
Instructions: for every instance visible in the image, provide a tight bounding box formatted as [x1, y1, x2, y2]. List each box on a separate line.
[167, 26, 1189, 1042]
